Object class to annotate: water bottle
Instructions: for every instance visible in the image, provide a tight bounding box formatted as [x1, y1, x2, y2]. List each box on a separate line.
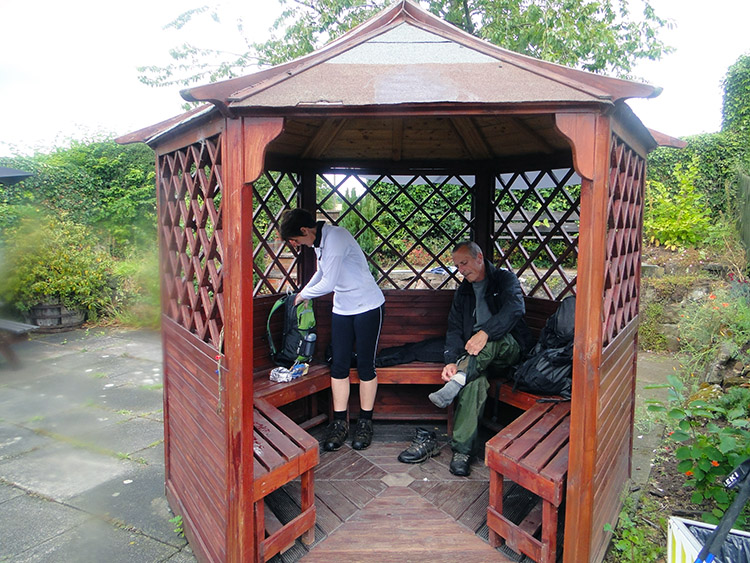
[297, 332, 317, 361]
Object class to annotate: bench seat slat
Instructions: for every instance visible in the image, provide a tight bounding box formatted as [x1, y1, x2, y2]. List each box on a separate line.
[522, 416, 571, 474]
[255, 409, 306, 462]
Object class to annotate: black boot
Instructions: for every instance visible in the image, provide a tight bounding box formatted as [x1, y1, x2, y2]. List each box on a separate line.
[397, 427, 440, 463]
[449, 451, 472, 476]
[323, 419, 349, 451]
[352, 418, 374, 450]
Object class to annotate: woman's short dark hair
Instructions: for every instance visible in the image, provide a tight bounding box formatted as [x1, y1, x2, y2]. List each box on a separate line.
[279, 208, 317, 240]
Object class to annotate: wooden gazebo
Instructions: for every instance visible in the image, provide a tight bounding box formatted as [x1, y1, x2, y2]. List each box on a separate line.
[119, 1, 682, 561]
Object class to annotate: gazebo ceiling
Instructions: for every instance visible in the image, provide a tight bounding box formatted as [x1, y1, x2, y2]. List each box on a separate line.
[265, 114, 571, 164]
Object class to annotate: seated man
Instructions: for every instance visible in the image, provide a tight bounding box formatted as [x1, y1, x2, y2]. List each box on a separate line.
[397, 241, 531, 476]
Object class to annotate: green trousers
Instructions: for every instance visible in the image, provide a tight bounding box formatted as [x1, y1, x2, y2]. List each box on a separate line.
[450, 334, 521, 454]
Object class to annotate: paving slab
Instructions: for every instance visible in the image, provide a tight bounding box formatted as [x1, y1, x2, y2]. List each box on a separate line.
[95, 383, 165, 417]
[22, 405, 131, 438]
[67, 462, 187, 548]
[11, 516, 181, 563]
[0, 422, 54, 461]
[0, 441, 133, 501]
[0, 493, 89, 559]
[0, 385, 79, 425]
[0, 481, 24, 503]
[78, 416, 165, 457]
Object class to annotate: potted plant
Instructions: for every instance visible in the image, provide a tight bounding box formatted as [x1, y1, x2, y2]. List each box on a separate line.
[0, 214, 112, 329]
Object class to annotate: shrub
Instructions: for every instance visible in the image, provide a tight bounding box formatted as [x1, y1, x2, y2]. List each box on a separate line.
[648, 374, 750, 528]
[644, 158, 711, 250]
[107, 247, 161, 328]
[678, 287, 750, 373]
[0, 215, 112, 317]
[648, 131, 750, 215]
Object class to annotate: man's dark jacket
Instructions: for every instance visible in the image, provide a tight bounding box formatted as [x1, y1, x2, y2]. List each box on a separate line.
[443, 260, 532, 366]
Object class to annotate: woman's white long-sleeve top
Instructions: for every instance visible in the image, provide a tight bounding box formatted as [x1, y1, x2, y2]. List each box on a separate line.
[299, 224, 384, 316]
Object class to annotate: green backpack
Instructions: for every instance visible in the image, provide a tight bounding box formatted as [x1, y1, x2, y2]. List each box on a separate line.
[267, 293, 316, 366]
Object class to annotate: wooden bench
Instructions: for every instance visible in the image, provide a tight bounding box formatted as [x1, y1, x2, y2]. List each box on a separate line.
[253, 290, 563, 426]
[253, 398, 318, 562]
[485, 401, 571, 563]
[0, 318, 39, 368]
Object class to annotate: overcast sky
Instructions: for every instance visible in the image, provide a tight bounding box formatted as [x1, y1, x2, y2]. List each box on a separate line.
[1, 0, 748, 157]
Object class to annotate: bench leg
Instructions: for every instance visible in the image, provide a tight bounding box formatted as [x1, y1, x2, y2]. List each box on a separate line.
[301, 469, 316, 545]
[254, 501, 266, 563]
[488, 469, 504, 548]
[0, 341, 21, 369]
[541, 500, 558, 563]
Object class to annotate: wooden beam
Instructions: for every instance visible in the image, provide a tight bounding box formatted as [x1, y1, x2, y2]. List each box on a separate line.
[300, 117, 347, 159]
[562, 112, 610, 563]
[300, 167, 318, 285]
[243, 117, 285, 184]
[474, 170, 493, 258]
[153, 116, 225, 157]
[224, 116, 283, 562]
[265, 150, 574, 176]
[555, 113, 597, 181]
[450, 116, 493, 159]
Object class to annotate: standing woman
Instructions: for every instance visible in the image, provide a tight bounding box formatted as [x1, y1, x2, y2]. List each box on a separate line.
[280, 208, 385, 451]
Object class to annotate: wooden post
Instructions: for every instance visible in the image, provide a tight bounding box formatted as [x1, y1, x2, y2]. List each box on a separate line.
[555, 112, 610, 563]
[300, 167, 318, 286]
[223, 116, 283, 562]
[474, 169, 493, 261]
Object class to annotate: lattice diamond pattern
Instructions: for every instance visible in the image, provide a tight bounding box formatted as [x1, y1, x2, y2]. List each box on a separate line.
[317, 173, 473, 290]
[491, 169, 580, 300]
[603, 136, 645, 348]
[252, 171, 302, 296]
[158, 136, 224, 349]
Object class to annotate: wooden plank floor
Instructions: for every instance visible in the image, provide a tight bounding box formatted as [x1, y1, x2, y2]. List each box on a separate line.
[301, 486, 504, 562]
[266, 421, 537, 563]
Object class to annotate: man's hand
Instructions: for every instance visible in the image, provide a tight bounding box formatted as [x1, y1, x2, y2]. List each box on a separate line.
[465, 330, 488, 356]
[441, 363, 458, 382]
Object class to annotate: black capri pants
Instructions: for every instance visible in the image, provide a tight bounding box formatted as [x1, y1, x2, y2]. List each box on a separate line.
[330, 304, 385, 381]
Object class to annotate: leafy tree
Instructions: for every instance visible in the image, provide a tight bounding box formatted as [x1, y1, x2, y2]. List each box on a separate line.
[723, 54, 750, 138]
[139, 0, 672, 89]
[0, 140, 156, 255]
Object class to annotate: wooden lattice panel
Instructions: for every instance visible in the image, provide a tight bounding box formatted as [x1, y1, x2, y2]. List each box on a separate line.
[317, 172, 473, 290]
[602, 135, 645, 348]
[252, 171, 302, 296]
[158, 135, 224, 349]
[491, 168, 580, 300]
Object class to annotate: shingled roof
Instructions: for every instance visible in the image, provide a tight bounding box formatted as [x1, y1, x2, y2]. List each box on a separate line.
[120, 0, 679, 149]
[181, 0, 660, 115]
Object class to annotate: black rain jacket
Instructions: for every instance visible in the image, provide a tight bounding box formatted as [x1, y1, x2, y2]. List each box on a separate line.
[443, 260, 532, 366]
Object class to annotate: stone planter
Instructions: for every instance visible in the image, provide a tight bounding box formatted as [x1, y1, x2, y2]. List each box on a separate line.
[25, 302, 85, 332]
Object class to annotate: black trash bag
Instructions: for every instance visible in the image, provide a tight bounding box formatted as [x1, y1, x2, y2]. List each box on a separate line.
[511, 296, 576, 398]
